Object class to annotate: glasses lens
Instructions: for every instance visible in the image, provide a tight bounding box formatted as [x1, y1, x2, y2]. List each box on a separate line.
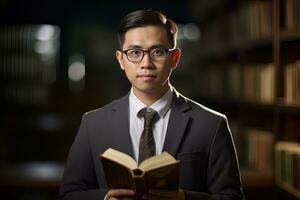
[126, 49, 143, 62]
[150, 48, 167, 61]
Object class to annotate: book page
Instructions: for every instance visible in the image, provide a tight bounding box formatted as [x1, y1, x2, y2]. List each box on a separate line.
[139, 152, 178, 172]
[101, 148, 137, 170]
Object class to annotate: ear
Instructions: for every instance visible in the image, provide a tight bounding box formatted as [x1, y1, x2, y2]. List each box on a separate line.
[171, 48, 181, 69]
[116, 50, 125, 70]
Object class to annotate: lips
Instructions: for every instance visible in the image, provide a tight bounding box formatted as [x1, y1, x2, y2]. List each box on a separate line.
[138, 74, 156, 78]
[137, 74, 156, 81]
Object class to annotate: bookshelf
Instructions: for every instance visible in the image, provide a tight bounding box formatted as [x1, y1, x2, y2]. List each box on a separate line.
[190, 0, 300, 199]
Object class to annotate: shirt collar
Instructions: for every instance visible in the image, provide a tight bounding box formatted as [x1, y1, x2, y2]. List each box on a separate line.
[129, 88, 173, 119]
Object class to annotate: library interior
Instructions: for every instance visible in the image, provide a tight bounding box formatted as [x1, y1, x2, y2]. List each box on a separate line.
[0, 0, 300, 199]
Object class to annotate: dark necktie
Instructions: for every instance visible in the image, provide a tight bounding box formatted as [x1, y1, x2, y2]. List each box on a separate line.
[138, 109, 158, 164]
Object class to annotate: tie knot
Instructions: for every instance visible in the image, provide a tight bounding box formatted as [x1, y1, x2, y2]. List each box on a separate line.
[138, 108, 158, 128]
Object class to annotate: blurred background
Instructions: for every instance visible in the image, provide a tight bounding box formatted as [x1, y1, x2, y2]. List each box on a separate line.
[1, 0, 300, 199]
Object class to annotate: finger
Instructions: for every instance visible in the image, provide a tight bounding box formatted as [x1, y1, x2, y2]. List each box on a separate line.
[107, 189, 135, 198]
[108, 198, 118, 200]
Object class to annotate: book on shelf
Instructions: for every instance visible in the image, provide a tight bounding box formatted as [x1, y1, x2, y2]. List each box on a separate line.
[100, 148, 180, 199]
[285, 61, 300, 105]
[285, 0, 300, 31]
[200, 0, 273, 50]
[197, 63, 275, 104]
[227, 64, 241, 100]
[242, 63, 275, 104]
[243, 128, 274, 172]
[275, 142, 300, 192]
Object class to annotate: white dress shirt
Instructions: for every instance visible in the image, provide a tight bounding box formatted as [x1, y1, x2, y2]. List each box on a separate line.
[129, 87, 173, 162]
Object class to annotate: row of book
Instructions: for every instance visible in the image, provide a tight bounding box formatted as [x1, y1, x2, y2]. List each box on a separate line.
[3, 84, 50, 107]
[285, 0, 300, 31]
[275, 142, 300, 193]
[240, 1, 273, 39]
[0, 55, 56, 83]
[0, 25, 59, 107]
[0, 25, 60, 50]
[0, 25, 58, 83]
[198, 63, 275, 104]
[200, 0, 300, 52]
[227, 122, 273, 172]
[201, 1, 273, 50]
[242, 63, 275, 104]
[244, 129, 274, 172]
[285, 61, 300, 105]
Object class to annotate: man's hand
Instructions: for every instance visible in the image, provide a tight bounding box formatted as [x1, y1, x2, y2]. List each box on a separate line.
[142, 189, 185, 200]
[105, 189, 135, 200]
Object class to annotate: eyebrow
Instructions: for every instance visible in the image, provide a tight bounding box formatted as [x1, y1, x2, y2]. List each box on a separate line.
[126, 44, 166, 50]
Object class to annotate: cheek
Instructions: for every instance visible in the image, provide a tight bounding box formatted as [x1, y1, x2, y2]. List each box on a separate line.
[159, 64, 173, 77]
[123, 67, 135, 81]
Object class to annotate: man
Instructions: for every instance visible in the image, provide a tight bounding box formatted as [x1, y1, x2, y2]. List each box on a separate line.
[59, 9, 245, 200]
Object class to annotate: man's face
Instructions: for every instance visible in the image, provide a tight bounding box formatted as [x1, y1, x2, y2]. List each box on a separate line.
[116, 25, 180, 98]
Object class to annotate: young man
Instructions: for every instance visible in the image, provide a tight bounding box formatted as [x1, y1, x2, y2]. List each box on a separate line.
[59, 9, 245, 200]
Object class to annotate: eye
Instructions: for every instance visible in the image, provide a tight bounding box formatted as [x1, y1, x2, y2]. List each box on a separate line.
[127, 49, 142, 57]
[151, 48, 165, 56]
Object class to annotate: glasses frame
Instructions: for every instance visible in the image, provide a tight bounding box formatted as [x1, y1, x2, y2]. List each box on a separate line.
[121, 48, 175, 63]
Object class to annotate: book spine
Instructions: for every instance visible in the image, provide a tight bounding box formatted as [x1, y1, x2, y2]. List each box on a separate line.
[132, 173, 147, 199]
[294, 154, 300, 191]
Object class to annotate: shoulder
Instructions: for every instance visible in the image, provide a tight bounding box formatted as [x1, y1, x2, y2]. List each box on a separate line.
[173, 89, 226, 121]
[83, 94, 128, 119]
[187, 97, 225, 119]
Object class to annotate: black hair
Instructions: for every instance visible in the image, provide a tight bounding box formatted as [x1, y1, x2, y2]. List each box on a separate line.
[117, 9, 178, 49]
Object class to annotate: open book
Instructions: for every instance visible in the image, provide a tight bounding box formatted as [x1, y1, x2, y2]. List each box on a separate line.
[100, 148, 180, 198]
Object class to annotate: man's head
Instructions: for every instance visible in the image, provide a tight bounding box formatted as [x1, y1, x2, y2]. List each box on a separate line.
[117, 9, 178, 49]
[116, 9, 181, 103]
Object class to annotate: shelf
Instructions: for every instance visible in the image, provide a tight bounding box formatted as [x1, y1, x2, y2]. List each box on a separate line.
[200, 97, 300, 115]
[277, 102, 300, 115]
[199, 97, 276, 112]
[280, 30, 300, 43]
[0, 162, 63, 190]
[277, 183, 300, 199]
[198, 36, 273, 62]
[241, 168, 273, 188]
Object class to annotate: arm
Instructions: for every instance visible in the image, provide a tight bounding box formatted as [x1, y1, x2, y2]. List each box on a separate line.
[183, 116, 245, 200]
[59, 114, 107, 200]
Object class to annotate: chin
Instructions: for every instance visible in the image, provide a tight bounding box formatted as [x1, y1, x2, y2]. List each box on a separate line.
[136, 86, 158, 94]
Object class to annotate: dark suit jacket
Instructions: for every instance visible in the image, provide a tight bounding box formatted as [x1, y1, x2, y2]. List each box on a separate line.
[59, 89, 245, 200]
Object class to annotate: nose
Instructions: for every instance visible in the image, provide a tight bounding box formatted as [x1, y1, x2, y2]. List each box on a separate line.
[140, 52, 153, 69]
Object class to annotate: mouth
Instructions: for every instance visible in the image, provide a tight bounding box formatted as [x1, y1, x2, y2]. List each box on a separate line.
[137, 74, 156, 81]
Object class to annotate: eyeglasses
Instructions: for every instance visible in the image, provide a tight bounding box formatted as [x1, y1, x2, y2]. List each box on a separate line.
[122, 48, 175, 63]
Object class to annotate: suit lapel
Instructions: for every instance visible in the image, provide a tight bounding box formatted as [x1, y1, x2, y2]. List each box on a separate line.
[110, 94, 134, 158]
[108, 89, 191, 159]
[163, 90, 191, 157]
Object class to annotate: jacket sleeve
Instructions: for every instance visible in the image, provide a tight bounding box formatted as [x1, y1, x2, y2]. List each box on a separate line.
[184, 116, 245, 200]
[59, 114, 108, 200]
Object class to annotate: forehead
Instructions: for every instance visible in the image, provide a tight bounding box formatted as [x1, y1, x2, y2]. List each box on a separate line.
[123, 25, 170, 49]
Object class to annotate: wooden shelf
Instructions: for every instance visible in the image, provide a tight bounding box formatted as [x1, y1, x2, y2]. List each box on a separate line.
[195, 0, 300, 199]
[199, 97, 276, 112]
[277, 102, 300, 115]
[198, 36, 273, 62]
[241, 168, 273, 188]
[280, 30, 300, 43]
[0, 162, 63, 190]
[200, 97, 300, 115]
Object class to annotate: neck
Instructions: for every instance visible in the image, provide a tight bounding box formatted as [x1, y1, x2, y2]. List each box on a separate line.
[133, 84, 170, 106]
